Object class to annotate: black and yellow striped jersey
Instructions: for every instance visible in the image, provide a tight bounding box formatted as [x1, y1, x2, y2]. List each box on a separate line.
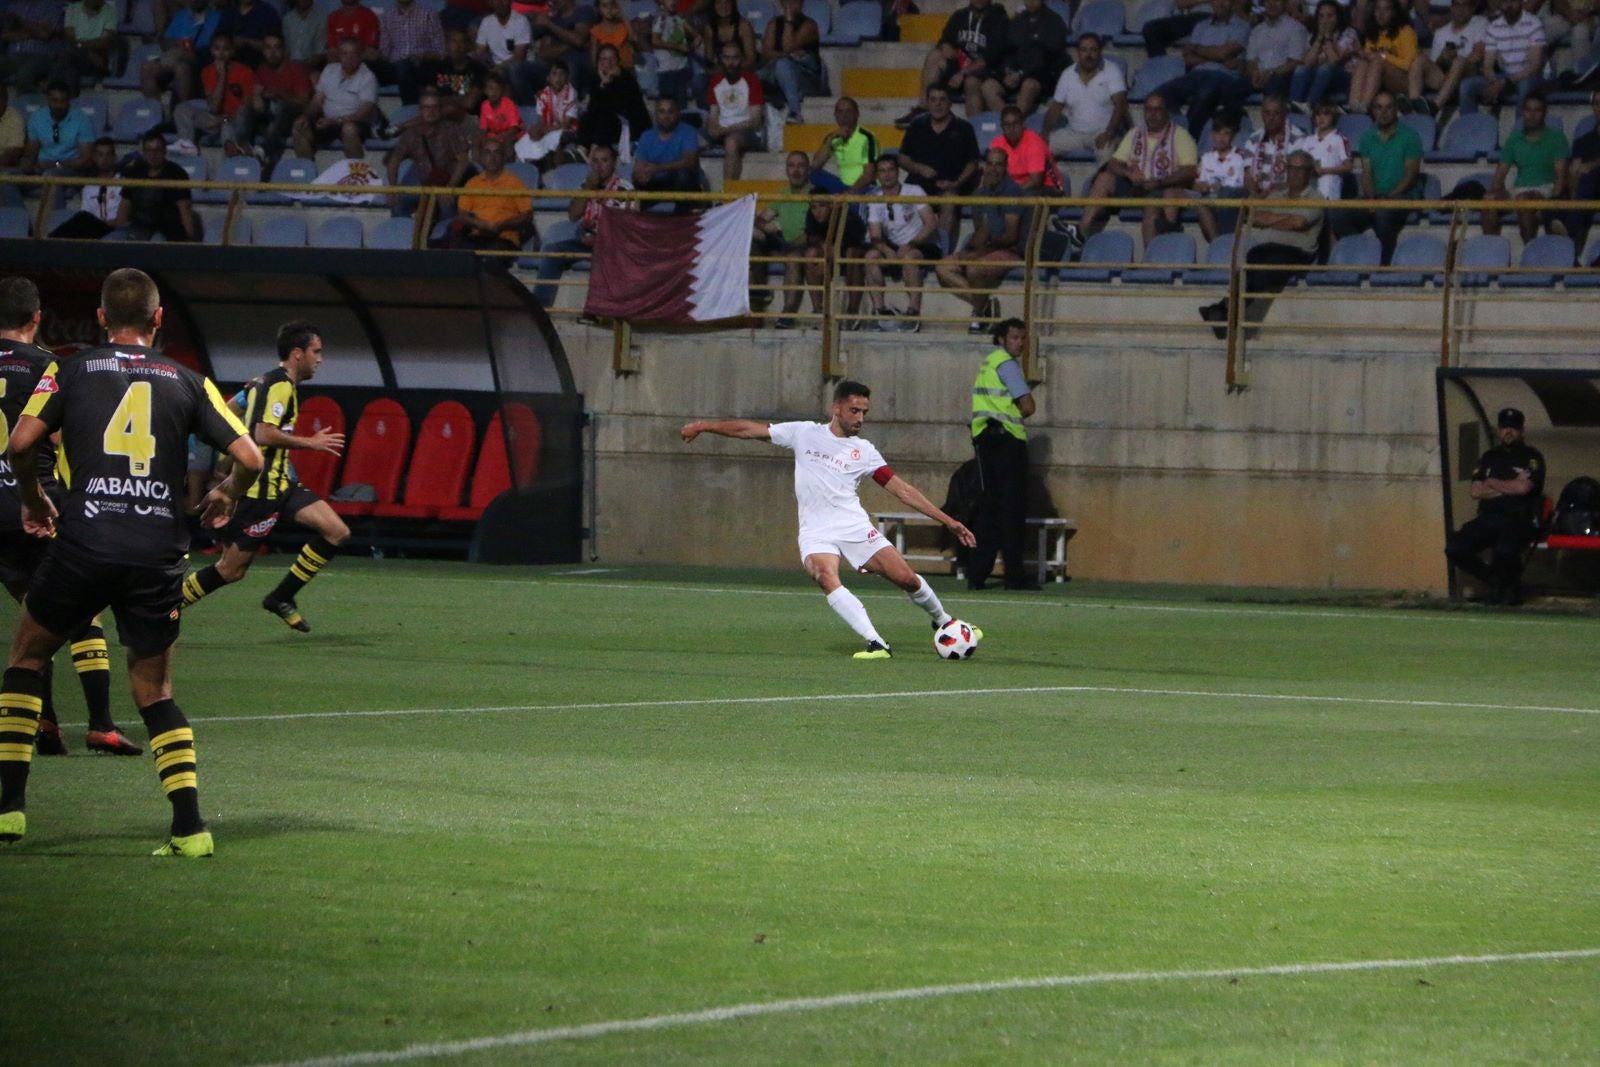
[240, 366, 298, 500]
[0, 339, 59, 532]
[22, 344, 247, 564]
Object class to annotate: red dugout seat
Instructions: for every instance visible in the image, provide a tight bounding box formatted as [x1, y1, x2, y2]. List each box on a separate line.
[374, 401, 476, 518]
[504, 401, 542, 487]
[330, 398, 411, 517]
[291, 395, 344, 498]
[440, 412, 510, 521]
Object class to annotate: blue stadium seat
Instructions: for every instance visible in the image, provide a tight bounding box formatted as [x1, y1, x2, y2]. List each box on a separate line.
[260, 156, 318, 203]
[824, 1, 881, 44]
[539, 161, 589, 211]
[1129, 54, 1183, 102]
[1500, 234, 1575, 288]
[0, 205, 30, 237]
[970, 111, 1003, 145]
[743, 0, 777, 34]
[1428, 112, 1497, 162]
[1307, 232, 1381, 286]
[45, 208, 74, 234]
[203, 214, 253, 245]
[1399, 112, 1436, 151]
[506, 161, 541, 189]
[1568, 239, 1600, 288]
[1123, 231, 1195, 283]
[366, 104, 417, 150]
[170, 154, 206, 185]
[1575, 114, 1596, 144]
[111, 99, 163, 144]
[1123, 0, 1171, 42]
[105, 41, 162, 89]
[1072, 0, 1125, 40]
[623, 0, 652, 17]
[1287, 111, 1311, 136]
[12, 93, 43, 122]
[370, 216, 417, 249]
[75, 93, 110, 134]
[1456, 234, 1509, 287]
[1187, 232, 1235, 285]
[315, 216, 365, 247]
[1336, 112, 1373, 144]
[1371, 233, 1445, 286]
[803, 0, 831, 35]
[198, 155, 261, 203]
[1060, 230, 1134, 282]
[253, 214, 309, 246]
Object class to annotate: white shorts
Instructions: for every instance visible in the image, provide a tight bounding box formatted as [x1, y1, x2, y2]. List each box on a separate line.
[798, 527, 891, 570]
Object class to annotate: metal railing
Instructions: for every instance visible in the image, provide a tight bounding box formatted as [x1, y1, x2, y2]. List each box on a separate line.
[6, 173, 1597, 385]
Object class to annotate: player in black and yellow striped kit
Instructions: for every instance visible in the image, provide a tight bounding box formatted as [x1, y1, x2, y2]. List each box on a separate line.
[179, 321, 347, 632]
[0, 268, 263, 853]
[0, 277, 141, 756]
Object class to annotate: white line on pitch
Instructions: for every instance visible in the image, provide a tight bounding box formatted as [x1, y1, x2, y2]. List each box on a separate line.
[184, 683, 1600, 725]
[254, 946, 1600, 1067]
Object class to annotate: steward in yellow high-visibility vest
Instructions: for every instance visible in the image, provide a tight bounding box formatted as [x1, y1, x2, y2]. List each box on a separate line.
[967, 317, 1037, 590]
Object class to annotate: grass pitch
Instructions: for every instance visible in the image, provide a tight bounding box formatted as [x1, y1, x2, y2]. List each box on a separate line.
[5, 560, 1598, 1065]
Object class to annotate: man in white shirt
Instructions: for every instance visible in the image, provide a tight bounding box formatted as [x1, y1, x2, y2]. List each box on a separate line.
[1461, 0, 1547, 114]
[475, 0, 532, 73]
[862, 155, 940, 332]
[679, 380, 976, 660]
[1243, 92, 1306, 194]
[1409, 0, 1488, 116]
[1041, 33, 1128, 162]
[293, 37, 380, 159]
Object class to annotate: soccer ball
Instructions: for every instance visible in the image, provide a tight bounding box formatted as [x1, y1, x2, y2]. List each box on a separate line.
[934, 618, 978, 660]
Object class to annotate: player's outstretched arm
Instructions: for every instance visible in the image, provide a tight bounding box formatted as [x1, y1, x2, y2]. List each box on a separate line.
[8, 414, 58, 537]
[199, 435, 267, 529]
[254, 422, 346, 455]
[881, 474, 976, 549]
[680, 419, 772, 443]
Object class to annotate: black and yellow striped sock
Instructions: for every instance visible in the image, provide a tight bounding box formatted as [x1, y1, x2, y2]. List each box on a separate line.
[181, 565, 228, 607]
[270, 536, 337, 602]
[70, 625, 114, 733]
[140, 699, 203, 836]
[0, 667, 45, 814]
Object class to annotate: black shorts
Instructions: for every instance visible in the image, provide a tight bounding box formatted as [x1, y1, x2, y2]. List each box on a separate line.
[0, 529, 50, 589]
[223, 485, 322, 549]
[882, 240, 943, 277]
[26, 543, 186, 658]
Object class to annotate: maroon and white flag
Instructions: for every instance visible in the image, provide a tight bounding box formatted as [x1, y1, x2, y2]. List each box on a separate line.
[582, 195, 756, 323]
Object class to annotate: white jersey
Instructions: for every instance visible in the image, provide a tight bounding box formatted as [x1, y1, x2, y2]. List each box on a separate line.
[768, 420, 893, 542]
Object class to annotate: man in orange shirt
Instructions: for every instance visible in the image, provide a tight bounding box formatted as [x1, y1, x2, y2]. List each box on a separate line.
[988, 105, 1062, 194]
[443, 138, 533, 249]
[173, 33, 256, 153]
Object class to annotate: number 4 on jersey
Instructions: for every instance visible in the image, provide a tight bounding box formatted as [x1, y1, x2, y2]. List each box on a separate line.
[103, 381, 156, 477]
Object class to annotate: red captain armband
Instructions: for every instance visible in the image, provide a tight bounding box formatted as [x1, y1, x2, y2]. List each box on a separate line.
[872, 466, 895, 487]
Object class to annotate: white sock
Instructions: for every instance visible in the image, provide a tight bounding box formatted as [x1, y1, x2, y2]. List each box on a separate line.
[909, 576, 951, 626]
[826, 586, 884, 645]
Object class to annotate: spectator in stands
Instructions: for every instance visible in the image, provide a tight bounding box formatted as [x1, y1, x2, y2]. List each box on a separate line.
[532, 141, 634, 307]
[898, 84, 981, 249]
[280, 0, 325, 67]
[326, 0, 382, 68]
[1074, 90, 1198, 246]
[1341, 90, 1421, 260]
[49, 135, 120, 237]
[1193, 111, 1247, 240]
[0, 0, 64, 94]
[520, 58, 579, 164]
[632, 95, 705, 196]
[1529, 0, 1594, 74]
[573, 43, 648, 150]
[388, 88, 471, 215]
[707, 43, 765, 183]
[651, 0, 700, 104]
[1143, 0, 1215, 59]
[1290, 0, 1360, 108]
[1346, 0, 1419, 112]
[589, 0, 634, 74]
[476, 0, 533, 82]
[989, 103, 1062, 193]
[1445, 406, 1544, 605]
[936, 147, 1026, 333]
[173, 32, 254, 154]
[61, 0, 125, 91]
[1409, 0, 1487, 117]
[765, 151, 823, 328]
[1042, 33, 1128, 165]
[441, 136, 533, 249]
[0, 86, 23, 171]
[1247, 0, 1311, 99]
[294, 36, 379, 160]
[1482, 92, 1569, 239]
[442, 0, 489, 35]
[1244, 92, 1306, 195]
[862, 154, 938, 332]
[1460, 0, 1546, 113]
[423, 27, 487, 123]
[20, 80, 94, 175]
[1155, 0, 1252, 139]
[759, 0, 823, 125]
[373, 0, 445, 104]
[478, 68, 524, 146]
[1305, 98, 1354, 198]
[1199, 149, 1323, 329]
[115, 129, 200, 240]
[143, 0, 222, 114]
[811, 95, 879, 192]
[901, 0, 1009, 125]
[244, 32, 312, 161]
[1563, 88, 1600, 248]
[979, 0, 1067, 118]
[809, 182, 872, 326]
[701, 0, 758, 70]
[217, 0, 282, 67]
[521, 0, 594, 100]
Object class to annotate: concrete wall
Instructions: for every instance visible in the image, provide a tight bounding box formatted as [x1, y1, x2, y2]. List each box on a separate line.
[560, 310, 1594, 593]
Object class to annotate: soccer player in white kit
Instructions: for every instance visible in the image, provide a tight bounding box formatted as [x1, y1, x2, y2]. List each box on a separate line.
[681, 380, 977, 659]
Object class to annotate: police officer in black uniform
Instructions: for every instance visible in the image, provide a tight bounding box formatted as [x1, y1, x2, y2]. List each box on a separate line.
[1445, 407, 1545, 606]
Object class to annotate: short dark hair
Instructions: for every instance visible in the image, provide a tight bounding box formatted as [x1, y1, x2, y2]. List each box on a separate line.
[0, 276, 41, 331]
[100, 268, 160, 332]
[1000, 105, 1024, 121]
[1076, 31, 1103, 46]
[141, 129, 165, 147]
[1211, 111, 1240, 134]
[45, 80, 72, 98]
[92, 135, 116, 150]
[548, 58, 569, 74]
[991, 316, 1026, 344]
[833, 380, 870, 402]
[276, 320, 321, 361]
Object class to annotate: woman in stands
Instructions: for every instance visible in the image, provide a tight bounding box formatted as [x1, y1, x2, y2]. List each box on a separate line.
[701, 0, 758, 71]
[1291, 1, 1361, 107]
[575, 43, 650, 150]
[1346, 0, 1419, 112]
